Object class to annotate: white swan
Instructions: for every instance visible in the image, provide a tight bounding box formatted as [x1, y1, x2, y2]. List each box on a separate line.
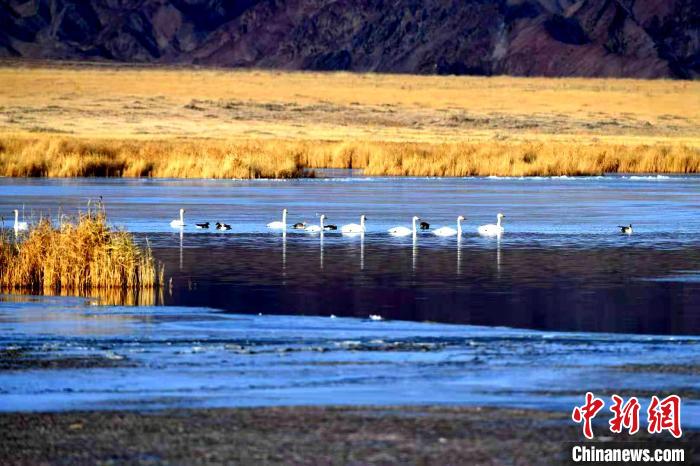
[13, 209, 28, 231]
[305, 214, 326, 233]
[477, 213, 505, 236]
[341, 214, 366, 234]
[434, 216, 465, 237]
[267, 209, 287, 229]
[170, 208, 185, 228]
[388, 216, 420, 237]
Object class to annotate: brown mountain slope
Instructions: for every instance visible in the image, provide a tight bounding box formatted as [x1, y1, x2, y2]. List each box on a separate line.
[0, 0, 698, 78]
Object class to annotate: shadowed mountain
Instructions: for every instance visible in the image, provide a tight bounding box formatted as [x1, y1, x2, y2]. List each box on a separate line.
[0, 0, 698, 78]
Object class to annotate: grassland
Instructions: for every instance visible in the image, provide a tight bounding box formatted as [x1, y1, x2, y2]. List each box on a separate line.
[0, 206, 163, 299]
[0, 62, 699, 177]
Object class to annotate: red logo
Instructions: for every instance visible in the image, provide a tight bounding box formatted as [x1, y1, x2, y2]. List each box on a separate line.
[572, 393, 682, 439]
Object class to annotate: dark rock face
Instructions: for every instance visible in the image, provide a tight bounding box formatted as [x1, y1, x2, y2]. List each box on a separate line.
[0, 0, 698, 78]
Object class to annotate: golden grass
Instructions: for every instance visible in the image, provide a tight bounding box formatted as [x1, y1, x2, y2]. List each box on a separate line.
[1, 134, 699, 177]
[0, 135, 308, 178]
[0, 63, 698, 177]
[0, 206, 163, 296]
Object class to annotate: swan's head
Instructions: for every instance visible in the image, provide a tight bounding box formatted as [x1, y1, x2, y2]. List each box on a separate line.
[180, 208, 186, 214]
[412, 216, 420, 221]
[497, 213, 505, 219]
[361, 214, 367, 221]
[13, 209, 18, 215]
[283, 208, 288, 214]
[320, 214, 326, 221]
[458, 215, 465, 221]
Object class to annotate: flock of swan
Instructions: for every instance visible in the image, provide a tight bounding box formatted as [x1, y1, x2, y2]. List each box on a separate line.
[5, 208, 632, 237]
[169, 208, 509, 237]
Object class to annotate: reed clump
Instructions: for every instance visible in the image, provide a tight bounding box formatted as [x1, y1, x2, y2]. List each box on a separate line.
[0, 208, 163, 296]
[1, 135, 699, 178]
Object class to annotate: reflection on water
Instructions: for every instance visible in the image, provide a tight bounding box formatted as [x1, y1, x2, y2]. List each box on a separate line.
[151, 232, 700, 335]
[1, 174, 700, 335]
[2, 286, 162, 307]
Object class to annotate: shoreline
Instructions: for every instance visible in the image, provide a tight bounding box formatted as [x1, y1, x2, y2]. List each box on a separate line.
[2, 406, 696, 465]
[2, 405, 691, 465]
[1, 134, 699, 179]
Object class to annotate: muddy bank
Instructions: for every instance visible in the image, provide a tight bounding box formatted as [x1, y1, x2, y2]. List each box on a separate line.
[1, 406, 697, 465]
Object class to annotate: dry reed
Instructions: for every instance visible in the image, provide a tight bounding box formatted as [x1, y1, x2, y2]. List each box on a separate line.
[0, 206, 163, 297]
[1, 135, 699, 178]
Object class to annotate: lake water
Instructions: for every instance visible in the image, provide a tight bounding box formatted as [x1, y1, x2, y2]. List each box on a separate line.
[1, 174, 699, 414]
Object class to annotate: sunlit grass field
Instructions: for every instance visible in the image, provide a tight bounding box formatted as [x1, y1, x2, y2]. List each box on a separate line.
[0, 63, 698, 177]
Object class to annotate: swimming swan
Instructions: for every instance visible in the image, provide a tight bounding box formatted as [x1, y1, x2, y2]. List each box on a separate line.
[388, 216, 420, 237]
[477, 213, 505, 236]
[170, 209, 185, 228]
[13, 209, 28, 231]
[434, 216, 465, 237]
[305, 214, 326, 233]
[619, 224, 633, 234]
[267, 209, 287, 229]
[341, 215, 366, 234]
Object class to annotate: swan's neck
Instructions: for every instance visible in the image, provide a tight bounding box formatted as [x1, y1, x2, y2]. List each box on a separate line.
[412, 217, 417, 234]
[457, 218, 462, 235]
[180, 210, 184, 223]
[282, 210, 287, 225]
[496, 216, 501, 227]
[320, 217, 324, 228]
[360, 216, 365, 230]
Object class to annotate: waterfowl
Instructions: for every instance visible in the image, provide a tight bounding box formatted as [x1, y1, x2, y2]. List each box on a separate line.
[477, 213, 505, 237]
[324, 224, 338, 231]
[420, 221, 430, 230]
[195, 222, 210, 229]
[13, 209, 28, 231]
[292, 222, 307, 229]
[388, 216, 420, 237]
[267, 209, 287, 229]
[170, 209, 185, 228]
[305, 214, 326, 233]
[619, 224, 633, 234]
[369, 314, 383, 321]
[341, 215, 367, 234]
[434, 216, 465, 237]
[216, 222, 231, 231]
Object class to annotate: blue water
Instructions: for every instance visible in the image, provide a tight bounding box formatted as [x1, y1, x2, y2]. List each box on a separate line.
[1, 174, 699, 417]
[0, 296, 698, 426]
[2, 174, 699, 243]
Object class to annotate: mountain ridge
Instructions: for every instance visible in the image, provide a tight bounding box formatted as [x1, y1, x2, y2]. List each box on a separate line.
[1, 0, 698, 79]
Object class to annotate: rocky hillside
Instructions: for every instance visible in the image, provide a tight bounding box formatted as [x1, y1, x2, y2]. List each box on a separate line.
[1, 0, 698, 78]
